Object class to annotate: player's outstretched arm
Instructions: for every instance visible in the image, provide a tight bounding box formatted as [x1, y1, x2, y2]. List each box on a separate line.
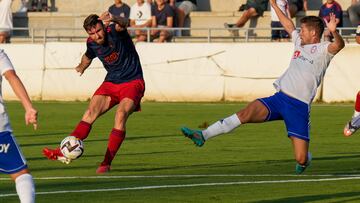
[75, 54, 92, 76]
[269, 0, 295, 34]
[4, 70, 38, 130]
[325, 13, 345, 55]
[99, 11, 129, 32]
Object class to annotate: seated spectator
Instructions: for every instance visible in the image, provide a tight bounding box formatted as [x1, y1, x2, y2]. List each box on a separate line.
[169, 0, 197, 36]
[271, 0, 291, 42]
[18, 0, 28, 12]
[224, 0, 268, 36]
[151, 0, 175, 42]
[348, 0, 360, 26]
[108, 0, 130, 18]
[29, 0, 48, 12]
[319, 0, 343, 41]
[130, 0, 152, 42]
[288, 0, 307, 18]
[0, 0, 12, 43]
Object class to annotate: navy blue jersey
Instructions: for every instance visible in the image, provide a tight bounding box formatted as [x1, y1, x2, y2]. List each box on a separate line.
[85, 24, 143, 84]
[319, 2, 343, 27]
[108, 3, 131, 18]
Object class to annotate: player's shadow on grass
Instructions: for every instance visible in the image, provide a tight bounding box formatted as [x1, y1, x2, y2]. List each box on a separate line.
[110, 162, 252, 173]
[17, 132, 68, 138]
[252, 192, 360, 203]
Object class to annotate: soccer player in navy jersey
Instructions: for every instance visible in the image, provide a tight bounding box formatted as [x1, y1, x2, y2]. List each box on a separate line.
[181, 2, 344, 174]
[43, 12, 145, 174]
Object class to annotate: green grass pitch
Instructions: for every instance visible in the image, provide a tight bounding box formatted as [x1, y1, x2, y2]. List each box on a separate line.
[2, 101, 360, 203]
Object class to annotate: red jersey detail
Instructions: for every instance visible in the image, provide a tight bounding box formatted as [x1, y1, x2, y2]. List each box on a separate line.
[104, 52, 119, 64]
[293, 50, 301, 59]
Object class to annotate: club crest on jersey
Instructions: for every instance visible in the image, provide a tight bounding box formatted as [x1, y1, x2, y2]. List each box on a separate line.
[104, 52, 119, 64]
[311, 45, 317, 54]
[293, 50, 301, 59]
[0, 143, 10, 153]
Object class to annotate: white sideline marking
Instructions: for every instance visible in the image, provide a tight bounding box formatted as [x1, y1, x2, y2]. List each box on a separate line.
[1, 176, 360, 197]
[1, 174, 360, 181]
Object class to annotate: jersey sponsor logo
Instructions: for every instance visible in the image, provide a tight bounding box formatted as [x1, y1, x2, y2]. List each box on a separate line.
[0, 143, 10, 153]
[292, 50, 314, 64]
[104, 52, 119, 64]
[293, 50, 301, 59]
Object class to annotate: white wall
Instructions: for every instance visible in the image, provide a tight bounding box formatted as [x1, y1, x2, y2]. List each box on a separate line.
[1, 42, 359, 102]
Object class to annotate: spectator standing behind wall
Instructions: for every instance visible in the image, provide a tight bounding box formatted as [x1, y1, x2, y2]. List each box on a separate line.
[169, 0, 197, 36]
[319, 0, 343, 41]
[271, 0, 291, 41]
[109, 0, 130, 18]
[224, 0, 269, 36]
[151, 0, 175, 42]
[130, 0, 152, 42]
[288, 0, 307, 17]
[28, 0, 48, 12]
[348, 0, 360, 26]
[0, 0, 13, 43]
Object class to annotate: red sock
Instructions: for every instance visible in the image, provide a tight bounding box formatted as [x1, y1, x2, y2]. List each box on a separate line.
[101, 129, 126, 166]
[70, 121, 92, 140]
[355, 92, 360, 112]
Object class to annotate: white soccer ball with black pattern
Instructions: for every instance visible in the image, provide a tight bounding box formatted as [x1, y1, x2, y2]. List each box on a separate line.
[60, 136, 84, 160]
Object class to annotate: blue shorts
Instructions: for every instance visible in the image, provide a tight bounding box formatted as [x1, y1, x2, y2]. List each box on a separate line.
[258, 91, 310, 141]
[0, 131, 28, 174]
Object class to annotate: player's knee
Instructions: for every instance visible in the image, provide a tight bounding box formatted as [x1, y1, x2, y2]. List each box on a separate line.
[115, 110, 129, 121]
[295, 154, 307, 166]
[83, 109, 98, 121]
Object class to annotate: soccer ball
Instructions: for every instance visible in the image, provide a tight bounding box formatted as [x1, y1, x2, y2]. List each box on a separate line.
[60, 136, 84, 160]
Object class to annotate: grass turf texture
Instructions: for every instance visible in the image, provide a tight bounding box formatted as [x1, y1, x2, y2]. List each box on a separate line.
[1, 101, 360, 203]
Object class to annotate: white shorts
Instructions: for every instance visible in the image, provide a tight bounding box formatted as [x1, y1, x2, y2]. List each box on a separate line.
[176, 1, 197, 16]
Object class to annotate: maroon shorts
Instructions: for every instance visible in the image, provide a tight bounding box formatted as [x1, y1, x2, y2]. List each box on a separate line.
[93, 79, 145, 111]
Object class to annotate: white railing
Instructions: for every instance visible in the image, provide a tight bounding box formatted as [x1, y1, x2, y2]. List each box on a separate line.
[10, 27, 358, 43]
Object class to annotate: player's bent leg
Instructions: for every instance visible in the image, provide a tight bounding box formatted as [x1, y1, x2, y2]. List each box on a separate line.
[236, 100, 269, 124]
[290, 136, 311, 174]
[82, 95, 113, 124]
[10, 169, 35, 203]
[97, 98, 135, 174]
[181, 100, 268, 146]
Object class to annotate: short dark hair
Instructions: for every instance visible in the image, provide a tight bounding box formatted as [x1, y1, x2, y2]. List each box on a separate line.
[300, 16, 325, 39]
[83, 14, 103, 31]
